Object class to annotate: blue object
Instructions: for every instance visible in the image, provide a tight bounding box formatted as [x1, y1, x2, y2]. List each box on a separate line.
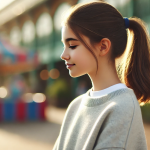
[3, 101, 15, 121]
[0, 40, 16, 63]
[27, 101, 38, 120]
[124, 17, 129, 29]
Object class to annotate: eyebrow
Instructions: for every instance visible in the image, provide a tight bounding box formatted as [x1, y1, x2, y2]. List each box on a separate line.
[61, 38, 79, 43]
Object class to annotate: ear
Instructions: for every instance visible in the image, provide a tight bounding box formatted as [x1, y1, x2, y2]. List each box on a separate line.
[97, 38, 111, 56]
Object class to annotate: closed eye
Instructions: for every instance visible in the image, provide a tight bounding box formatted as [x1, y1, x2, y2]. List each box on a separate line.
[69, 45, 77, 49]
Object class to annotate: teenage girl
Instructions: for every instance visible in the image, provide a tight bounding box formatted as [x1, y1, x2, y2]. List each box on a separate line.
[53, 1, 150, 150]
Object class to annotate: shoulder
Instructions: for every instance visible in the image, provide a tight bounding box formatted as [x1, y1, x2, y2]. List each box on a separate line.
[63, 92, 86, 117]
[94, 89, 143, 149]
[96, 89, 137, 133]
[110, 88, 139, 120]
[68, 93, 85, 109]
[114, 88, 138, 109]
[61, 93, 85, 124]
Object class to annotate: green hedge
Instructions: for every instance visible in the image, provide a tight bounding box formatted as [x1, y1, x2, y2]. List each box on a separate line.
[46, 78, 72, 108]
[140, 103, 150, 123]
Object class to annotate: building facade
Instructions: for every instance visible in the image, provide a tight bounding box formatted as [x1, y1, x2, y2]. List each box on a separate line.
[0, 0, 149, 107]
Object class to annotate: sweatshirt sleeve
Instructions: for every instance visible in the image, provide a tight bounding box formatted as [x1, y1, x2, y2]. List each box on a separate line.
[95, 148, 124, 150]
[52, 135, 60, 150]
[52, 95, 83, 150]
[93, 99, 134, 150]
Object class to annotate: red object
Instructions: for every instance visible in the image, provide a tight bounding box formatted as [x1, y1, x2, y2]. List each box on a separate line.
[16, 54, 27, 62]
[16, 101, 27, 121]
[38, 101, 47, 120]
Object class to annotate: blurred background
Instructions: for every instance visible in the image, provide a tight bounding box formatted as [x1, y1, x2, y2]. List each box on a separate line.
[0, 0, 150, 149]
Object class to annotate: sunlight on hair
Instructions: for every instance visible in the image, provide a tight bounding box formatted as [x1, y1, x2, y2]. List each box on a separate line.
[140, 102, 145, 106]
[23, 93, 33, 103]
[0, 86, 7, 98]
[49, 69, 60, 79]
[119, 29, 133, 84]
[33, 93, 46, 103]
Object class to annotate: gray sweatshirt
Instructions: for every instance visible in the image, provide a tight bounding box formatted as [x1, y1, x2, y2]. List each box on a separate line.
[53, 88, 148, 150]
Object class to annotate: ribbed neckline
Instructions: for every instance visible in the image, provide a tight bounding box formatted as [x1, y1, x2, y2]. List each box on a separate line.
[90, 83, 127, 97]
[81, 87, 134, 107]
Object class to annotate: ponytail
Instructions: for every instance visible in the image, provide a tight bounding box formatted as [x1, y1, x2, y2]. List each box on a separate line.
[121, 17, 150, 104]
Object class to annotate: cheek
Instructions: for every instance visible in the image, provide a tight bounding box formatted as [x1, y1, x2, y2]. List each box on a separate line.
[69, 51, 97, 77]
[73, 50, 96, 71]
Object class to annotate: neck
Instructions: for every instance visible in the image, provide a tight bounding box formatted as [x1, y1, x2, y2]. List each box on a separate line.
[88, 60, 121, 91]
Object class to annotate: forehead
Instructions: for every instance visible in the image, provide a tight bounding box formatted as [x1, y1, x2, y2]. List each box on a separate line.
[61, 26, 78, 42]
[61, 25, 92, 48]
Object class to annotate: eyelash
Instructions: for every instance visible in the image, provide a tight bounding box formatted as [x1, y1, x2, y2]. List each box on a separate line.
[69, 45, 77, 49]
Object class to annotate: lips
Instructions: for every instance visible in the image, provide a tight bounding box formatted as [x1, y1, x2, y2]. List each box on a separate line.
[66, 63, 75, 65]
[67, 64, 75, 67]
[66, 63, 75, 68]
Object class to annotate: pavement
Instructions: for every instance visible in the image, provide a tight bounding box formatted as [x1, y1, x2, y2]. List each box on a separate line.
[0, 106, 66, 150]
[0, 106, 150, 150]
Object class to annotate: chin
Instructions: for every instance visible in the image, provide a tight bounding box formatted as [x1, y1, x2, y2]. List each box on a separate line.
[69, 71, 85, 78]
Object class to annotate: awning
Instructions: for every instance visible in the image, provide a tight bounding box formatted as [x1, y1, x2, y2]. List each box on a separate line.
[0, 37, 39, 75]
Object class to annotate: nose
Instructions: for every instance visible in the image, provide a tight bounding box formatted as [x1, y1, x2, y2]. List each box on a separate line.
[60, 50, 70, 60]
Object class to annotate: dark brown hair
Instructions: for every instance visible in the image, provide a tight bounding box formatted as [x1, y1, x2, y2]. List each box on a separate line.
[62, 1, 150, 104]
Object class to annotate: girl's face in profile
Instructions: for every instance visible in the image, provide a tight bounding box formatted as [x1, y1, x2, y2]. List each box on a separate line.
[61, 25, 97, 77]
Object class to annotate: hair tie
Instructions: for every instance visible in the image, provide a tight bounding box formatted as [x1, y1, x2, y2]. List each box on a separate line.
[124, 17, 129, 29]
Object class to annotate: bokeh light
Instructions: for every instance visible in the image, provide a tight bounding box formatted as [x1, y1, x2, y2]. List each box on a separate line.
[22, 20, 35, 44]
[36, 13, 53, 38]
[33, 93, 46, 103]
[49, 69, 60, 79]
[10, 26, 21, 45]
[23, 93, 33, 103]
[54, 3, 71, 31]
[0, 86, 7, 98]
[40, 70, 49, 80]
